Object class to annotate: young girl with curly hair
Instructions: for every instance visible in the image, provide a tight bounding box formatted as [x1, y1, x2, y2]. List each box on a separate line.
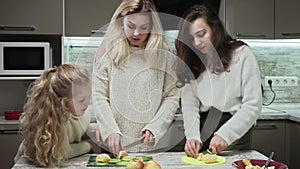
[15, 64, 94, 167]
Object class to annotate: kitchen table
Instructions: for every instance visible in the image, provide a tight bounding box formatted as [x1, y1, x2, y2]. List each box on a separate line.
[12, 150, 269, 169]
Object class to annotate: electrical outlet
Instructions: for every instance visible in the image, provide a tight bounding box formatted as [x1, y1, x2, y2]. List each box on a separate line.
[265, 76, 298, 87]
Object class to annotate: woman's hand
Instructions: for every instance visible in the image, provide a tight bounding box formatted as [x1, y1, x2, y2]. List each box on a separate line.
[184, 139, 201, 158]
[141, 130, 155, 146]
[209, 134, 228, 154]
[105, 133, 123, 156]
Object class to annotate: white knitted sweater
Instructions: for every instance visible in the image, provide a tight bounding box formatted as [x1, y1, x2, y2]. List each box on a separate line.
[181, 45, 262, 145]
[93, 48, 180, 152]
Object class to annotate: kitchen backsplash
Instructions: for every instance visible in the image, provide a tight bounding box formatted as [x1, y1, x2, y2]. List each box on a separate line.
[62, 38, 300, 104]
[1, 38, 299, 115]
[243, 39, 300, 104]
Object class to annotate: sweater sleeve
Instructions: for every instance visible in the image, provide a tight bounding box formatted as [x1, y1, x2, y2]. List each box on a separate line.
[68, 141, 91, 158]
[215, 46, 262, 145]
[142, 69, 180, 145]
[93, 56, 122, 142]
[181, 80, 202, 141]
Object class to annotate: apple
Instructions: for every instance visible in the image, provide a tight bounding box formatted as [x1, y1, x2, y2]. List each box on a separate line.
[126, 159, 144, 169]
[143, 160, 161, 169]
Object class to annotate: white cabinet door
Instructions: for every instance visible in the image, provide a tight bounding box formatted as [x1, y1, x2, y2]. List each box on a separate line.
[0, 0, 63, 35]
[275, 0, 300, 39]
[65, 0, 122, 36]
[225, 0, 274, 39]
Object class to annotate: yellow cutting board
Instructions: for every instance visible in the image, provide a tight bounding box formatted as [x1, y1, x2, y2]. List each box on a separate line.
[181, 155, 226, 166]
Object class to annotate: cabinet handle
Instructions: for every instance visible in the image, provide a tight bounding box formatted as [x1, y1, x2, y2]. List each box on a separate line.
[91, 30, 106, 35]
[0, 25, 35, 31]
[0, 130, 20, 134]
[235, 33, 266, 38]
[281, 32, 300, 36]
[254, 124, 277, 130]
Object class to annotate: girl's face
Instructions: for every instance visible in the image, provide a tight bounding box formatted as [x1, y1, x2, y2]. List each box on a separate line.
[123, 13, 152, 47]
[189, 17, 214, 55]
[67, 81, 91, 117]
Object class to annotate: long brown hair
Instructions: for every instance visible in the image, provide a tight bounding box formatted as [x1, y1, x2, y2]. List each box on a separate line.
[20, 64, 89, 167]
[175, 4, 246, 84]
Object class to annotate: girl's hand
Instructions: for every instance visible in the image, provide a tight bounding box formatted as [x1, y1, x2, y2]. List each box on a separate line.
[141, 130, 155, 146]
[209, 134, 228, 154]
[184, 139, 201, 158]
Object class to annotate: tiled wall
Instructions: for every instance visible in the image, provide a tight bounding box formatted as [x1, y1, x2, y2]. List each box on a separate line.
[244, 39, 300, 103]
[64, 38, 300, 104]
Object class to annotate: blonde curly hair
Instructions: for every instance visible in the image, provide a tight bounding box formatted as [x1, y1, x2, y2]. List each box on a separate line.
[20, 64, 90, 167]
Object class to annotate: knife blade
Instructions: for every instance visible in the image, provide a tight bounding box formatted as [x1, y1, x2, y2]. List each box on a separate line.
[124, 138, 144, 148]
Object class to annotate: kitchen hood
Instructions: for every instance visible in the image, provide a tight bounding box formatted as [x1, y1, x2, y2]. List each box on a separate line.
[153, 0, 221, 30]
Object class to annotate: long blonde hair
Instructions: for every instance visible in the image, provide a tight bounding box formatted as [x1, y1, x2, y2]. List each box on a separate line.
[103, 0, 165, 67]
[20, 64, 90, 167]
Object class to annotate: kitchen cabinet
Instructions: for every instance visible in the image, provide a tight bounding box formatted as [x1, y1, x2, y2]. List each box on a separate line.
[65, 0, 122, 36]
[0, 130, 22, 169]
[275, 0, 300, 39]
[0, 0, 63, 35]
[251, 120, 286, 163]
[224, 0, 300, 39]
[224, 0, 274, 39]
[285, 120, 300, 169]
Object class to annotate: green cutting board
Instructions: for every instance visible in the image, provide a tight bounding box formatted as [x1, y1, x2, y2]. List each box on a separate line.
[86, 155, 153, 167]
[181, 155, 226, 166]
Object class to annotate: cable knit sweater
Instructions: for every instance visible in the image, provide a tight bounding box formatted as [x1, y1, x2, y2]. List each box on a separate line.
[93, 48, 180, 152]
[181, 45, 262, 146]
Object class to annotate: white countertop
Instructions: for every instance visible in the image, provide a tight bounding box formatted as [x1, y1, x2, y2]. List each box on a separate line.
[12, 150, 269, 169]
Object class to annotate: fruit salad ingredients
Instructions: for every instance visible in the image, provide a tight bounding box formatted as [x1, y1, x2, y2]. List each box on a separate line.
[143, 160, 162, 169]
[126, 159, 144, 169]
[122, 156, 137, 162]
[242, 159, 275, 169]
[196, 153, 218, 163]
[118, 150, 128, 159]
[96, 153, 111, 163]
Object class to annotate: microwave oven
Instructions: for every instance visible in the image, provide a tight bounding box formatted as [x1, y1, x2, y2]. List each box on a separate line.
[0, 42, 51, 76]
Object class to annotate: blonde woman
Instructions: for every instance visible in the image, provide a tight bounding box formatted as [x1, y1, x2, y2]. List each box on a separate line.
[15, 64, 96, 167]
[93, 0, 180, 155]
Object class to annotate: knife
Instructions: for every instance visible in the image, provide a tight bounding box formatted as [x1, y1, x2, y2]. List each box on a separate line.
[262, 151, 274, 169]
[206, 148, 213, 154]
[124, 138, 144, 148]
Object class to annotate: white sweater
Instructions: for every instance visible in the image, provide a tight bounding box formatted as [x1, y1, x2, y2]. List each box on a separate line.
[93, 48, 180, 152]
[181, 45, 262, 145]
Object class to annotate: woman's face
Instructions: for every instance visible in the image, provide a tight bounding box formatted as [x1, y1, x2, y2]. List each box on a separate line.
[189, 17, 214, 54]
[67, 81, 91, 117]
[123, 13, 152, 47]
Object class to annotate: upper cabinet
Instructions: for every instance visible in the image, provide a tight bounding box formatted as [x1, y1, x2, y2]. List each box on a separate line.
[275, 0, 300, 38]
[0, 0, 63, 35]
[65, 0, 123, 36]
[224, 0, 300, 39]
[224, 0, 274, 39]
